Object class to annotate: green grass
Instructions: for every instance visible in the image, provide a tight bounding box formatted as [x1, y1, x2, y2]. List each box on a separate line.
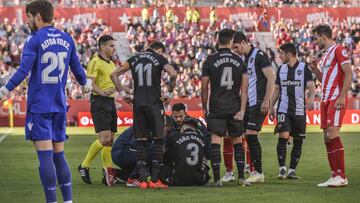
[0, 126, 360, 203]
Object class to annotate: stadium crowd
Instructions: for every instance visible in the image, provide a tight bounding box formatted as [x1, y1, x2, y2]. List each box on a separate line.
[126, 11, 360, 98]
[1, 5, 360, 100]
[2, 0, 359, 7]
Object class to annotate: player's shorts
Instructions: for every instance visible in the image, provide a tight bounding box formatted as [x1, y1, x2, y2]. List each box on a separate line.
[111, 147, 137, 173]
[244, 103, 267, 132]
[320, 100, 346, 129]
[90, 95, 117, 133]
[275, 113, 306, 138]
[207, 113, 242, 137]
[133, 103, 164, 139]
[25, 112, 67, 142]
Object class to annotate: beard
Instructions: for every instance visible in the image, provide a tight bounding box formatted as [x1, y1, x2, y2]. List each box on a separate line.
[28, 22, 37, 32]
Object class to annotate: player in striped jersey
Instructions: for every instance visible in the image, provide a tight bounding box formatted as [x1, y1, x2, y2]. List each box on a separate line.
[269, 43, 316, 180]
[232, 31, 275, 183]
[310, 24, 352, 187]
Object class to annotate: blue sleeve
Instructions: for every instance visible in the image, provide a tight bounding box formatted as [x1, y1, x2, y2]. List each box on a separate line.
[114, 127, 134, 149]
[68, 35, 87, 86]
[5, 35, 37, 91]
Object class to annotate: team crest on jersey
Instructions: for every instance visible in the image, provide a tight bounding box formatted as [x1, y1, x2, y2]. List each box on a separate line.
[297, 70, 302, 75]
[27, 122, 33, 131]
[249, 57, 254, 63]
[342, 50, 348, 57]
[26, 35, 32, 42]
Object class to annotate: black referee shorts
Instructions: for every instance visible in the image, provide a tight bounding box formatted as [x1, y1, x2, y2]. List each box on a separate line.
[243, 103, 267, 132]
[275, 113, 306, 138]
[90, 95, 118, 133]
[133, 103, 164, 139]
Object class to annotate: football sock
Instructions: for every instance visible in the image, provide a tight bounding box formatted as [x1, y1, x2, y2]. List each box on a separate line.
[277, 137, 288, 167]
[243, 138, 254, 171]
[151, 139, 165, 182]
[331, 137, 346, 178]
[81, 139, 103, 168]
[290, 138, 303, 170]
[101, 146, 112, 168]
[135, 140, 147, 182]
[53, 151, 72, 202]
[246, 134, 262, 173]
[37, 150, 57, 203]
[233, 143, 245, 179]
[210, 143, 221, 181]
[326, 137, 338, 176]
[223, 137, 234, 172]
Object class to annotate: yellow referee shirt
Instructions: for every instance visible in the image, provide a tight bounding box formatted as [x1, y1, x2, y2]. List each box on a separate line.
[87, 55, 116, 96]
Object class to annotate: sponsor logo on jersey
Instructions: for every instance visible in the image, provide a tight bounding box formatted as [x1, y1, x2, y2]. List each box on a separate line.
[281, 80, 301, 87]
[249, 57, 254, 63]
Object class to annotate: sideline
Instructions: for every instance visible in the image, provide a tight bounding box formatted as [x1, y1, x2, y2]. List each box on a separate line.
[0, 129, 13, 144]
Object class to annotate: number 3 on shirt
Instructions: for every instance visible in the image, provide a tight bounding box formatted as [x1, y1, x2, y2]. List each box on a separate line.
[41, 51, 67, 84]
[221, 67, 234, 90]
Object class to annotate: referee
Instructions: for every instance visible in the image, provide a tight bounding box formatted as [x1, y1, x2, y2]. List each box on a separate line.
[78, 35, 117, 187]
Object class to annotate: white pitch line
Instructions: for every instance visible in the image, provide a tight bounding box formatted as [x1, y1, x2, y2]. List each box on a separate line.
[0, 129, 13, 144]
[0, 134, 8, 143]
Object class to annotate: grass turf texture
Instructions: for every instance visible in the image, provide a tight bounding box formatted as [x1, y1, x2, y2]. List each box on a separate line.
[0, 125, 359, 203]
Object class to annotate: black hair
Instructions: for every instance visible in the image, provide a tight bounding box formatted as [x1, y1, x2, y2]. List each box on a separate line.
[218, 29, 235, 45]
[312, 24, 332, 39]
[172, 103, 186, 112]
[279, 42, 297, 56]
[25, 0, 54, 23]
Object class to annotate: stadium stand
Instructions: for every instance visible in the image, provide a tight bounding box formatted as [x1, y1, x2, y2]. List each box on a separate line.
[1, 2, 360, 100]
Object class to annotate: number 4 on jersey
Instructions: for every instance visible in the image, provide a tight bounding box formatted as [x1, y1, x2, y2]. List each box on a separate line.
[221, 67, 234, 90]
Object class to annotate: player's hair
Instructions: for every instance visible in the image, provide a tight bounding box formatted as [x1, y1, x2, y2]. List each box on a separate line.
[218, 29, 235, 45]
[149, 41, 166, 53]
[312, 24, 332, 39]
[233, 31, 248, 44]
[98, 35, 114, 49]
[25, 0, 54, 23]
[279, 43, 297, 56]
[172, 103, 186, 112]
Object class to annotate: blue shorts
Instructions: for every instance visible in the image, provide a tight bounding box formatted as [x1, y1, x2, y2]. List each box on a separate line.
[25, 112, 67, 142]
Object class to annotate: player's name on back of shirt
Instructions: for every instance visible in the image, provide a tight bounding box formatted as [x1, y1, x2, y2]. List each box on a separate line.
[41, 37, 70, 51]
[135, 52, 161, 66]
[214, 57, 241, 68]
[175, 133, 205, 147]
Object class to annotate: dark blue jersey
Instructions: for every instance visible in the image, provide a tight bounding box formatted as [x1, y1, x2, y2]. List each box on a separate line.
[5, 26, 87, 113]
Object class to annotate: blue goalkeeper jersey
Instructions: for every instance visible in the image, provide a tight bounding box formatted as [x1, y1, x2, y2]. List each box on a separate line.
[5, 26, 87, 113]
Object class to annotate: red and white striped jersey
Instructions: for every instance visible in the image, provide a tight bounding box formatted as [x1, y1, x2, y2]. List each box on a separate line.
[319, 44, 350, 102]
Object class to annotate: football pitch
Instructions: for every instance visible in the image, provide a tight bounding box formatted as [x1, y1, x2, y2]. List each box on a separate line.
[0, 126, 359, 203]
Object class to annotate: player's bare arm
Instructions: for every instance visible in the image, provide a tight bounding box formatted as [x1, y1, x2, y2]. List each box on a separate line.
[335, 62, 352, 110]
[269, 84, 280, 121]
[110, 62, 132, 94]
[309, 56, 323, 82]
[261, 67, 275, 115]
[306, 81, 316, 110]
[161, 64, 177, 105]
[201, 76, 210, 119]
[234, 73, 248, 121]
